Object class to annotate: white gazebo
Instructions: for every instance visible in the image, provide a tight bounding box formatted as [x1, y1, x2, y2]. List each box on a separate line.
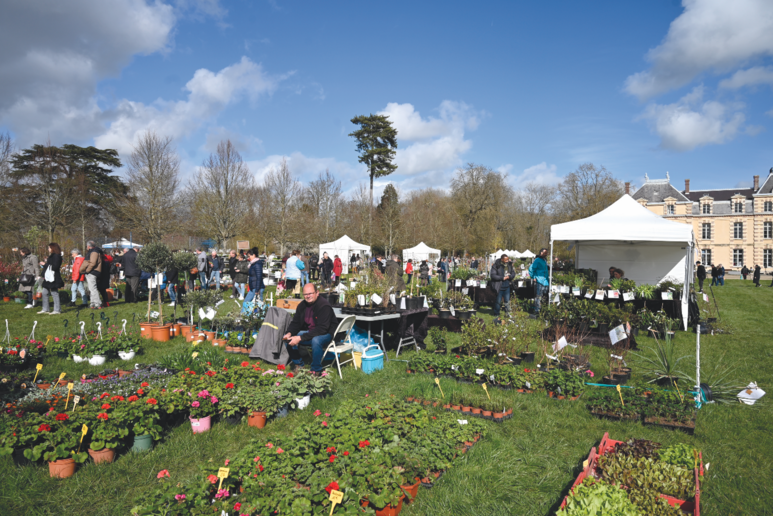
[520, 249, 536, 258]
[402, 242, 441, 264]
[550, 194, 695, 329]
[319, 235, 371, 274]
[103, 238, 143, 249]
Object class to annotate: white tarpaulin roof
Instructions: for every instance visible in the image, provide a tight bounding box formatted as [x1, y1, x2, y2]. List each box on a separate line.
[520, 249, 535, 258]
[319, 235, 371, 274]
[489, 249, 505, 261]
[403, 242, 441, 263]
[103, 238, 143, 249]
[549, 194, 695, 329]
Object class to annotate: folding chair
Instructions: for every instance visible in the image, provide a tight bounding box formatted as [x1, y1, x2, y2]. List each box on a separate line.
[323, 315, 358, 379]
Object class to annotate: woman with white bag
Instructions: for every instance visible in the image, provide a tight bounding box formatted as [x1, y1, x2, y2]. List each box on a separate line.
[38, 242, 64, 315]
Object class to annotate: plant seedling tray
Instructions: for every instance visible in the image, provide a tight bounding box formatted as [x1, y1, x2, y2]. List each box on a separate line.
[558, 432, 702, 515]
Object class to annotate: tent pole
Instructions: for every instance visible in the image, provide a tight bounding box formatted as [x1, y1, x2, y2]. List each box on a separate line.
[548, 240, 554, 294]
[696, 325, 701, 406]
[683, 243, 693, 330]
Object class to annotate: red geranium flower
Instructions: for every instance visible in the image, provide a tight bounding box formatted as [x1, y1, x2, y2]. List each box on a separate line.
[258, 464, 264, 472]
[241, 361, 249, 367]
[110, 395, 124, 402]
[343, 451, 349, 456]
[127, 395, 139, 402]
[277, 364, 286, 371]
[287, 372, 294, 378]
[326, 446, 336, 453]
[97, 412, 109, 420]
[55, 413, 69, 421]
[205, 371, 215, 377]
[100, 393, 109, 399]
[234, 503, 242, 511]
[141, 382, 149, 387]
[225, 383, 234, 389]
[325, 481, 339, 494]
[208, 474, 218, 484]
[101, 403, 111, 410]
[329, 455, 336, 463]
[146, 398, 158, 405]
[137, 389, 145, 395]
[38, 424, 51, 432]
[189, 371, 196, 375]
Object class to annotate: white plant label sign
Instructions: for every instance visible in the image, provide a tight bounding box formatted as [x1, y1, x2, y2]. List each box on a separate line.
[661, 292, 674, 301]
[475, 368, 485, 375]
[585, 290, 594, 299]
[573, 287, 581, 296]
[450, 305, 455, 316]
[400, 297, 406, 309]
[357, 295, 366, 306]
[595, 290, 605, 300]
[608, 290, 620, 299]
[480, 282, 487, 289]
[622, 292, 634, 302]
[455, 279, 462, 287]
[371, 294, 382, 305]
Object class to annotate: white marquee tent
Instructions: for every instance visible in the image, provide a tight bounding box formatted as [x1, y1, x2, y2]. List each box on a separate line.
[520, 249, 536, 258]
[319, 235, 371, 274]
[103, 238, 143, 249]
[402, 242, 441, 264]
[550, 194, 695, 329]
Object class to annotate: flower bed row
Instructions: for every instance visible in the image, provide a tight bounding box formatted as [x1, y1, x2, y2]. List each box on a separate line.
[560, 432, 703, 515]
[132, 395, 486, 516]
[405, 396, 514, 422]
[585, 387, 697, 434]
[1, 358, 332, 477]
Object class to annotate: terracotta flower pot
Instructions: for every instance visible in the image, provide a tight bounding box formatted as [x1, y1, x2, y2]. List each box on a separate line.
[2, 297, 10, 302]
[401, 479, 421, 502]
[179, 325, 193, 337]
[34, 293, 43, 300]
[212, 338, 226, 347]
[225, 345, 235, 352]
[105, 289, 114, 301]
[139, 323, 157, 339]
[451, 405, 461, 411]
[118, 369, 133, 378]
[248, 411, 267, 429]
[204, 331, 216, 341]
[151, 324, 171, 342]
[37, 383, 51, 390]
[471, 407, 482, 415]
[88, 448, 115, 464]
[171, 323, 181, 336]
[461, 406, 471, 413]
[48, 458, 76, 478]
[493, 411, 505, 421]
[482, 410, 492, 418]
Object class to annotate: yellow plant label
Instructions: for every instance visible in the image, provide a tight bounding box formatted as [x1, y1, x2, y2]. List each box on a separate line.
[59, 372, 66, 380]
[482, 383, 491, 400]
[434, 378, 444, 399]
[329, 490, 344, 515]
[80, 424, 88, 441]
[217, 467, 230, 489]
[616, 384, 624, 406]
[582, 460, 589, 469]
[192, 352, 199, 358]
[36, 364, 43, 370]
[67, 382, 74, 391]
[33, 363, 43, 383]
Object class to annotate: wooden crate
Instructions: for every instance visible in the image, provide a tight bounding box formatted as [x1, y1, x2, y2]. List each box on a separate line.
[276, 298, 303, 310]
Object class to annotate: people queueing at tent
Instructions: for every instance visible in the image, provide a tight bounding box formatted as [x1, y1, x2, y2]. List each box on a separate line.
[283, 283, 337, 376]
[528, 248, 550, 315]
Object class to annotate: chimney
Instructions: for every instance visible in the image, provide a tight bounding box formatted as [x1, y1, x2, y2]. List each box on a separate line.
[625, 182, 630, 195]
[684, 179, 690, 193]
[754, 175, 760, 191]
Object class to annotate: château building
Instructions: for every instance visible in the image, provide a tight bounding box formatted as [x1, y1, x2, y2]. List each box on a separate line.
[631, 170, 773, 271]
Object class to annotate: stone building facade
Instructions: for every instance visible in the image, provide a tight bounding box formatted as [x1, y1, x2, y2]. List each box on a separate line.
[631, 170, 773, 271]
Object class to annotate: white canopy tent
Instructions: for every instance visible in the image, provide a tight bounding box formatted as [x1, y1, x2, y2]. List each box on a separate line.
[103, 238, 143, 249]
[520, 249, 536, 258]
[319, 235, 371, 274]
[402, 242, 441, 264]
[489, 249, 505, 261]
[549, 194, 695, 329]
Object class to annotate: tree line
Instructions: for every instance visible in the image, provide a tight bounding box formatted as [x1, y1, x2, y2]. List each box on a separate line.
[0, 127, 625, 261]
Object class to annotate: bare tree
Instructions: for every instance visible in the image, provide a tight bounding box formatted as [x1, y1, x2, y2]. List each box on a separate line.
[118, 131, 181, 243]
[265, 158, 300, 255]
[558, 163, 624, 221]
[306, 169, 342, 243]
[377, 183, 402, 257]
[188, 140, 254, 248]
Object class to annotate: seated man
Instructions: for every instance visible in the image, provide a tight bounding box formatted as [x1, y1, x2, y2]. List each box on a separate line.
[283, 283, 337, 375]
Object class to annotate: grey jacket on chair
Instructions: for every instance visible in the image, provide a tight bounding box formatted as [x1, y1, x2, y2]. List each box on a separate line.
[249, 306, 292, 365]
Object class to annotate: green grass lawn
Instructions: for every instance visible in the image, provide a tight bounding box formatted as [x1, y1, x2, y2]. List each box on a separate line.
[0, 279, 771, 515]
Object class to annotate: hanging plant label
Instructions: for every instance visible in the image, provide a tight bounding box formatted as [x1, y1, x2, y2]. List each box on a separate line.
[480, 282, 487, 289]
[371, 294, 382, 305]
[622, 292, 634, 301]
[595, 290, 605, 300]
[572, 287, 581, 296]
[357, 295, 366, 306]
[519, 281, 524, 288]
[475, 368, 485, 375]
[457, 419, 468, 425]
[661, 292, 674, 300]
[461, 288, 468, 295]
[608, 290, 620, 299]
[455, 279, 462, 287]
[585, 290, 594, 299]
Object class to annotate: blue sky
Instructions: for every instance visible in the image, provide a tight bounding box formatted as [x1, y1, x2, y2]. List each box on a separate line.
[2, 0, 772, 195]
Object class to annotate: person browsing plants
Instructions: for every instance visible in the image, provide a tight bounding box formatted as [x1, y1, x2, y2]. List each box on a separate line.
[490, 253, 515, 317]
[528, 247, 550, 314]
[283, 283, 336, 375]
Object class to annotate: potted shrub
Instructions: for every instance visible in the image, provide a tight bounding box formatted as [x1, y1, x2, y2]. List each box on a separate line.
[12, 291, 26, 304]
[88, 407, 129, 463]
[243, 390, 279, 429]
[189, 389, 219, 433]
[119, 396, 166, 451]
[47, 337, 70, 359]
[633, 321, 688, 387]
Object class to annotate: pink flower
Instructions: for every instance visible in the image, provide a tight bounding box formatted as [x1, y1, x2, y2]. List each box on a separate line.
[321, 371, 329, 377]
[197, 390, 209, 398]
[234, 503, 242, 511]
[266, 443, 273, 448]
[224, 459, 230, 466]
[157, 469, 170, 479]
[325, 413, 330, 417]
[210, 397, 218, 404]
[175, 494, 186, 501]
[215, 489, 230, 499]
[54, 337, 59, 342]
[586, 370, 595, 378]
[191, 401, 200, 408]
[365, 394, 369, 397]
[276, 447, 284, 454]
[322, 421, 328, 427]
[313, 409, 321, 417]
[253, 456, 260, 462]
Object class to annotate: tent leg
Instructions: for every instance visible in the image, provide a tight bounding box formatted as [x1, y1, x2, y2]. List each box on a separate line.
[548, 241, 554, 294]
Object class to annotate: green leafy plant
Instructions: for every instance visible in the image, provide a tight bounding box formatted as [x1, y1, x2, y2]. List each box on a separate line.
[563, 477, 639, 515]
[633, 321, 689, 383]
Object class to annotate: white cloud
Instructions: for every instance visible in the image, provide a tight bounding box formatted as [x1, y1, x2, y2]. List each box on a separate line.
[379, 101, 482, 176]
[247, 152, 361, 186]
[202, 126, 262, 155]
[95, 57, 288, 155]
[640, 86, 745, 151]
[719, 66, 773, 89]
[505, 162, 562, 189]
[0, 0, 176, 146]
[625, 0, 773, 100]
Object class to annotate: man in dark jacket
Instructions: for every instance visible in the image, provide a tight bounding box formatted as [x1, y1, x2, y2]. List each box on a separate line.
[490, 254, 515, 316]
[696, 261, 706, 292]
[120, 247, 141, 303]
[283, 283, 337, 374]
[437, 258, 448, 282]
[753, 265, 761, 287]
[244, 248, 265, 305]
[385, 254, 406, 293]
[208, 250, 222, 290]
[319, 252, 333, 288]
[741, 265, 749, 280]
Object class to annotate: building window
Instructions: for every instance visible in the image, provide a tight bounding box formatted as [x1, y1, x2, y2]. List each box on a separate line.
[667, 204, 675, 215]
[733, 249, 744, 267]
[766, 222, 773, 239]
[734, 201, 744, 213]
[701, 249, 712, 265]
[701, 223, 711, 239]
[765, 201, 772, 212]
[702, 203, 711, 214]
[765, 250, 773, 268]
[734, 222, 744, 239]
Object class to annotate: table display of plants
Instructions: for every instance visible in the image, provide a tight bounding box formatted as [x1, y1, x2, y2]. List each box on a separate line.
[131, 395, 486, 516]
[560, 433, 703, 515]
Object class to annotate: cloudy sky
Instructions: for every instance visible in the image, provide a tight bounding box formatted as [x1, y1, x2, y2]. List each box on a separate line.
[2, 0, 772, 195]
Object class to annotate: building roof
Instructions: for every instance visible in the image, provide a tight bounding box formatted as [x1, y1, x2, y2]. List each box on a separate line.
[684, 188, 754, 202]
[756, 173, 773, 195]
[632, 179, 691, 203]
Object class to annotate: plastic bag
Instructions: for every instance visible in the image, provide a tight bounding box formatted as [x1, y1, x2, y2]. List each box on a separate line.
[349, 324, 374, 353]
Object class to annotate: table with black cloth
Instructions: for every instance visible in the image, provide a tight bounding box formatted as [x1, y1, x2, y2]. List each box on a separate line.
[382, 307, 429, 348]
[446, 279, 535, 307]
